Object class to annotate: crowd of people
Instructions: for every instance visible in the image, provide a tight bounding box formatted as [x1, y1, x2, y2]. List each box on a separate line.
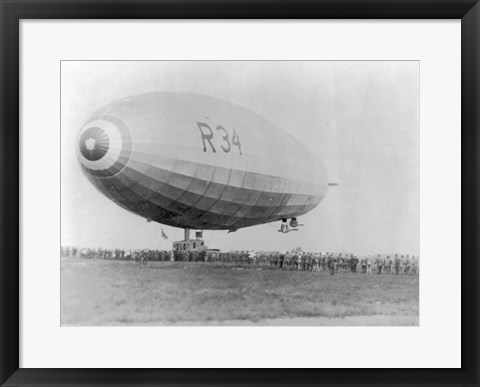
[61, 246, 419, 275]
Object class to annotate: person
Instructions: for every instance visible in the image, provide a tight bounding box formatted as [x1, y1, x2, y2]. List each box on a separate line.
[307, 253, 313, 271]
[328, 253, 335, 275]
[170, 249, 175, 262]
[303, 253, 309, 271]
[270, 253, 276, 267]
[248, 250, 256, 265]
[142, 249, 149, 266]
[361, 256, 367, 273]
[404, 255, 411, 275]
[297, 253, 302, 271]
[376, 254, 383, 274]
[366, 254, 372, 274]
[385, 256, 392, 274]
[394, 254, 400, 274]
[399, 255, 405, 274]
[313, 252, 320, 272]
[411, 255, 418, 275]
[351, 254, 358, 273]
[283, 251, 292, 270]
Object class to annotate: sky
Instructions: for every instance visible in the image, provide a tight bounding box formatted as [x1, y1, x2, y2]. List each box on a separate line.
[61, 61, 419, 255]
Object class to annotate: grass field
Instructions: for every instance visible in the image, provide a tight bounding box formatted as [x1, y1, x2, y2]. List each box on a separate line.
[61, 257, 419, 326]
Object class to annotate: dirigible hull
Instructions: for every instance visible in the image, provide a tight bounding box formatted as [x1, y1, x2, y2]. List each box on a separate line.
[77, 92, 328, 230]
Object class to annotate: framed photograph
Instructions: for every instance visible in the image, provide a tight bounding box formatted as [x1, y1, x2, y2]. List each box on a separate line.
[1, 0, 478, 385]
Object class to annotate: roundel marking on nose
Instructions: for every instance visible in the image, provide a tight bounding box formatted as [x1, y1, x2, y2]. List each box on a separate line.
[77, 115, 132, 178]
[79, 127, 110, 161]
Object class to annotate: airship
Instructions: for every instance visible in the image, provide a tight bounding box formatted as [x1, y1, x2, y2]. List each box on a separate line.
[76, 92, 329, 242]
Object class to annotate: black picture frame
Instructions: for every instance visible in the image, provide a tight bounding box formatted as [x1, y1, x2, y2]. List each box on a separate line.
[1, 1, 478, 386]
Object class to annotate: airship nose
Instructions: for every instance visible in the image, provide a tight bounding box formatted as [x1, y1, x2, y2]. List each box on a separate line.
[76, 115, 132, 178]
[79, 127, 110, 161]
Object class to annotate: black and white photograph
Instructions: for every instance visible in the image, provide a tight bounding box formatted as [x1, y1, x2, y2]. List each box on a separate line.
[61, 60, 419, 326]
